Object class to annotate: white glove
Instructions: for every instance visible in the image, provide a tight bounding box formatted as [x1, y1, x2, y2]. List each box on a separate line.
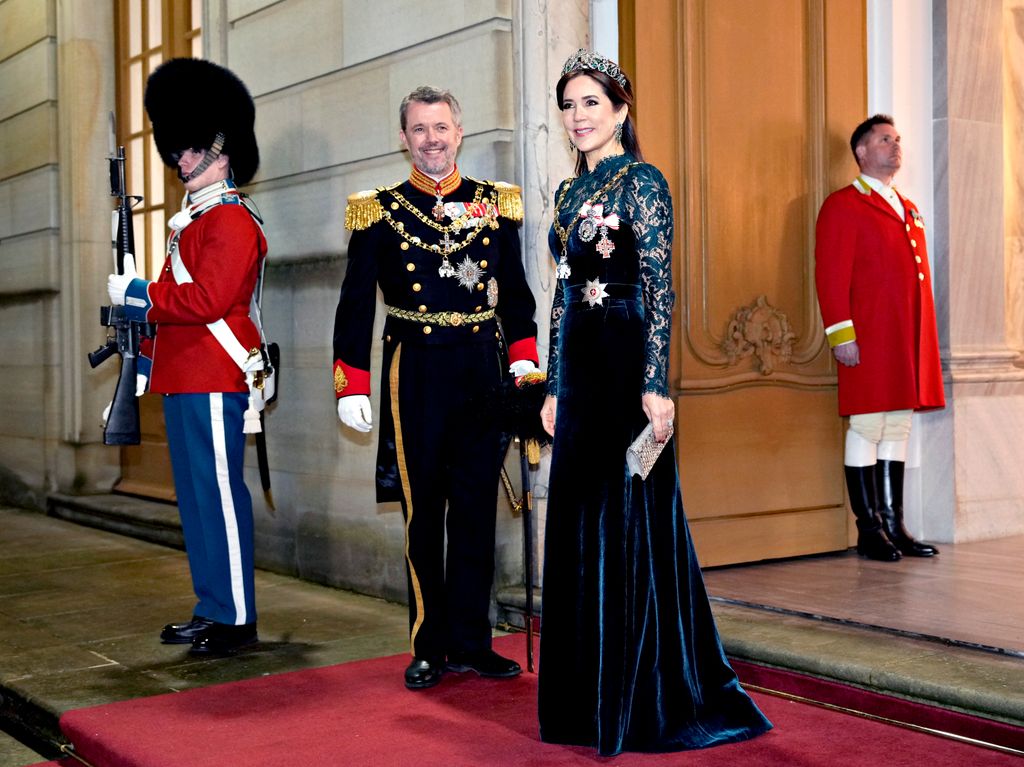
[509, 360, 539, 377]
[107, 253, 138, 306]
[338, 395, 373, 433]
[136, 374, 148, 397]
[101, 400, 112, 427]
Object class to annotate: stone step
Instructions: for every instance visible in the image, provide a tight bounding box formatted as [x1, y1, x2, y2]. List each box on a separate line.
[47, 493, 183, 549]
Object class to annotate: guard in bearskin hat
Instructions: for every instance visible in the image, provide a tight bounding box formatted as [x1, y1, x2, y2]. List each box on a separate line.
[106, 58, 267, 655]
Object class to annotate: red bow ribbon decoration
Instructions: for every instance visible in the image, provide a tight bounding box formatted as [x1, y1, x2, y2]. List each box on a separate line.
[578, 202, 620, 229]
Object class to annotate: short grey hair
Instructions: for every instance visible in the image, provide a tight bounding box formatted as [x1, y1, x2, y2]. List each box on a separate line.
[399, 86, 462, 131]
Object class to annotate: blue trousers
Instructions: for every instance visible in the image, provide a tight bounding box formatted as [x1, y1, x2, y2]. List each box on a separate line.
[163, 392, 256, 625]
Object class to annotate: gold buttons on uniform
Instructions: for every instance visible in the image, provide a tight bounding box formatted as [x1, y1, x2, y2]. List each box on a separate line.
[476, 283, 484, 291]
[915, 256, 922, 264]
[401, 242, 410, 251]
[423, 326, 432, 335]
[918, 273, 925, 281]
[391, 202, 399, 210]
[482, 237, 490, 246]
[906, 224, 911, 232]
[474, 306, 482, 312]
[911, 239, 917, 247]
[472, 326, 479, 333]
[412, 283, 422, 292]
[386, 335, 392, 342]
[418, 304, 427, 313]
[406, 263, 415, 272]
[480, 260, 488, 268]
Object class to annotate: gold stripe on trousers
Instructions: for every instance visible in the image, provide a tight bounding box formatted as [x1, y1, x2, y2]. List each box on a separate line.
[388, 344, 426, 655]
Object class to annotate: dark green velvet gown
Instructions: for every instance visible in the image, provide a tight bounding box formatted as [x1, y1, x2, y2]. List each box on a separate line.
[538, 154, 772, 756]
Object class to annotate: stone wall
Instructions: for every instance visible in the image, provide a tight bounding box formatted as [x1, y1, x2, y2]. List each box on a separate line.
[0, 0, 120, 508]
[197, 0, 583, 597]
[918, 0, 1024, 542]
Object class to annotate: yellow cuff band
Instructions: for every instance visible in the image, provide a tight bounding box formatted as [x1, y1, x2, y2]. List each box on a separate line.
[827, 325, 856, 347]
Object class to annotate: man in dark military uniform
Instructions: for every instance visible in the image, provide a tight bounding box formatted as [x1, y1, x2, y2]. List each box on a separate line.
[333, 86, 539, 690]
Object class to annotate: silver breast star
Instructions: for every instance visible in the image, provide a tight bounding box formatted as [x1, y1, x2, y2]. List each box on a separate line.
[581, 278, 609, 307]
[456, 256, 484, 291]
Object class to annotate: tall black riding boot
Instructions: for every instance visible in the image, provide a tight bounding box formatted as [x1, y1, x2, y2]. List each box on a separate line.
[845, 465, 901, 561]
[875, 460, 938, 557]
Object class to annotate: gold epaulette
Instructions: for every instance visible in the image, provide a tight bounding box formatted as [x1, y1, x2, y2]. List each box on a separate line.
[344, 189, 385, 231]
[493, 181, 524, 223]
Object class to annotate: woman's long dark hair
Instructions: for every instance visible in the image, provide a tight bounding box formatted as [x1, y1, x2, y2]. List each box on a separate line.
[556, 69, 643, 176]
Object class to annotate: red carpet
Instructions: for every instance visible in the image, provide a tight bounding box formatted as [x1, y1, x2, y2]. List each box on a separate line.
[60, 636, 1022, 766]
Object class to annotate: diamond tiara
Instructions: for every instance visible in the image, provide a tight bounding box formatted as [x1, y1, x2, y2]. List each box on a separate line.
[560, 49, 629, 90]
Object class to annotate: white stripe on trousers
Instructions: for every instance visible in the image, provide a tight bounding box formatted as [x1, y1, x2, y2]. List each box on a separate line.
[209, 393, 248, 624]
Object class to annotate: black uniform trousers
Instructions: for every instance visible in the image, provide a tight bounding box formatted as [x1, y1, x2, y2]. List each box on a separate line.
[383, 334, 505, 661]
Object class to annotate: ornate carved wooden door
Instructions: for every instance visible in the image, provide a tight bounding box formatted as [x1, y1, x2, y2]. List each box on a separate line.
[624, 0, 866, 565]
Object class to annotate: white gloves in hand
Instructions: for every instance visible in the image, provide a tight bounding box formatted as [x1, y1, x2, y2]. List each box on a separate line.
[107, 253, 138, 306]
[509, 360, 539, 378]
[338, 395, 373, 433]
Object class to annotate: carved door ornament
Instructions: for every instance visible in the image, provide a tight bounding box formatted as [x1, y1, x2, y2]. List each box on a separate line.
[721, 295, 796, 375]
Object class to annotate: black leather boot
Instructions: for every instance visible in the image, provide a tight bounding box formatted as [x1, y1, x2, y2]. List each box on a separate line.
[876, 460, 938, 557]
[845, 465, 901, 561]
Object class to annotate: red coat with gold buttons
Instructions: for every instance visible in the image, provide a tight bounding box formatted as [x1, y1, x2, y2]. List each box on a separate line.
[814, 182, 945, 416]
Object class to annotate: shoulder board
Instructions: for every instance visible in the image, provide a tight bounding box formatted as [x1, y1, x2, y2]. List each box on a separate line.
[489, 180, 524, 223]
[345, 189, 385, 231]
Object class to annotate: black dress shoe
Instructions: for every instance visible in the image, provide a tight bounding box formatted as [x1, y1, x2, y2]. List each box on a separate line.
[405, 657, 444, 690]
[446, 649, 521, 678]
[160, 616, 214, 644]
[189, 622, 258, 656]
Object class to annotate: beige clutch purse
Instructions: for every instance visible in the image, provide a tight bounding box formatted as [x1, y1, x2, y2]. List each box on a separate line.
[626, 422, 672, 480]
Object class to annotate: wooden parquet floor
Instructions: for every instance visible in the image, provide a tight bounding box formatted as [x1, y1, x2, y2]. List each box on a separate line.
[703, 535, 1024, 655]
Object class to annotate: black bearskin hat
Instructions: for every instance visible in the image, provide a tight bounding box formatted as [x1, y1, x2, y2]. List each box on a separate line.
[144, 58, 259, 185]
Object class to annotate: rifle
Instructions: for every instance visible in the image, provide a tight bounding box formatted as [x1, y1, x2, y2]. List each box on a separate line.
[88, 116, 154, 445]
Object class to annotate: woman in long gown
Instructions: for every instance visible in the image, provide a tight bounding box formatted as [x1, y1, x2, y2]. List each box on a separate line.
[537, 49, 772, 757]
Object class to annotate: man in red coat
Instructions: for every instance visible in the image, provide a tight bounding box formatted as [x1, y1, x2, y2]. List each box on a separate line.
[107, 59, 267, 653]
[814, 114, 945, 562]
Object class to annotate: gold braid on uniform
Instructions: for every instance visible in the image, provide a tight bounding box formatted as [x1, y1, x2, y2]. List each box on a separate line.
[493, 182, 524, 222]
[345, 190, 385, 231]
[334, 367, 349, 394]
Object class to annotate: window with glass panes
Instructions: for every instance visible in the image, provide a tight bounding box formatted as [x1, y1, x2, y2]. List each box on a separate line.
[114, 1, 202, 279]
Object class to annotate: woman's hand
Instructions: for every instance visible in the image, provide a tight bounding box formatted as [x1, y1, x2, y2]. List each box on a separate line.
[541, 395, 557, 438]
[642, 392, 674, 443]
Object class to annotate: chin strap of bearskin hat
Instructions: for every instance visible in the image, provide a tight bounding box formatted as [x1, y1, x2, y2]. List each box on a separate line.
[180, 132, 226, 182]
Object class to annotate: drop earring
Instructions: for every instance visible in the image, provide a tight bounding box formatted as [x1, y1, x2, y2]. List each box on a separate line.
[568, 137, 576, 151]
[614, 122, 623, 144]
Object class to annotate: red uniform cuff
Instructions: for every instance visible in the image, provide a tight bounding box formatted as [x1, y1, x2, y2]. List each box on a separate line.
[334, 360, 370, 398]
[508, 337, 538, 365]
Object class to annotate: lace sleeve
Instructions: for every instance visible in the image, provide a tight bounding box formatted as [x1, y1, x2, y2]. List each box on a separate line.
[625, 164, 675, 396]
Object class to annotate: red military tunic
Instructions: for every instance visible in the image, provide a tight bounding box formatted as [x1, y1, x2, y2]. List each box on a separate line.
[814, 179, 945, 416]
[136, 203, 266, 393]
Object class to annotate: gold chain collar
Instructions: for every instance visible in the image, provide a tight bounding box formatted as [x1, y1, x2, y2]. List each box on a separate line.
[382, 183, 498, 257]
